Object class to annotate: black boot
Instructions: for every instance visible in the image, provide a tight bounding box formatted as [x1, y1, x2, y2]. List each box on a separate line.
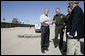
[44, 47, 49, 51]
[41, 49, 45, 53]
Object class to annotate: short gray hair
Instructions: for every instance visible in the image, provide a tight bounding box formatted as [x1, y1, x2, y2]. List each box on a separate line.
[44, 8, 49, 12]
[56, 8, 60, 10]
[70, 1, 79, 4]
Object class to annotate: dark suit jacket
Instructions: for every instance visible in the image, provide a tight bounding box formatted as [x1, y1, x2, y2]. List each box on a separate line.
[69, 5, 84, 39]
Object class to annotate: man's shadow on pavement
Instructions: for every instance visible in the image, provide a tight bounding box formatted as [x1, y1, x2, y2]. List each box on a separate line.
[17, 34, 41, 38]
[80, 41, 84, 55]
[52, 38, 66, 55]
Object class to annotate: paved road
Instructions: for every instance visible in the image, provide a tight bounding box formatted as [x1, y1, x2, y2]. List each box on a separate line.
[1, 27, 84, 55]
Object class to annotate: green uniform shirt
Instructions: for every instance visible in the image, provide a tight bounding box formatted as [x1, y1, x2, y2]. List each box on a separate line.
[53, 13, 66, 26]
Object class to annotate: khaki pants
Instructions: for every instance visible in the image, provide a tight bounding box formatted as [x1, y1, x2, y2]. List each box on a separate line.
[67, 39, 81, 55]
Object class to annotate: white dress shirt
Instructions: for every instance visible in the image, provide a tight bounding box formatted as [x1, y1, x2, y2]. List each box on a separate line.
[40, 14, 51, 25]
[67, 31, 77, 37]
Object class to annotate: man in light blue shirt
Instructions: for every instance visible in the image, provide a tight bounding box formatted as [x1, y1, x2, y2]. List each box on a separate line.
[40, 8, 52, 53]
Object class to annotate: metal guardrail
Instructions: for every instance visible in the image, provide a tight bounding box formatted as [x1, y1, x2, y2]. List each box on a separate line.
[1, 22, 34, 28]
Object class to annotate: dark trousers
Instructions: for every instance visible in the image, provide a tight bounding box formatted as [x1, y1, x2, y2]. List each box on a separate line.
[41, 26, 50, 50]
[54, 26, 64, 48]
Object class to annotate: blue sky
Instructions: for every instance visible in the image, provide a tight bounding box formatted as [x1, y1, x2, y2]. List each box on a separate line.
[1, 1, 84, 25]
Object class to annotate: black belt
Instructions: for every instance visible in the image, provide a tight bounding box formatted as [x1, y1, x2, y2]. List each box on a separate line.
[41, 23, 49, 27]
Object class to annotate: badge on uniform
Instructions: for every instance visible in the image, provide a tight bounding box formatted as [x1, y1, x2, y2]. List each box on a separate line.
[61, 16, 63, 19]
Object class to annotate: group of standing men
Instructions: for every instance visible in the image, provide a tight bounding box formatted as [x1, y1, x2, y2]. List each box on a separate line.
[40, 1, 84, 55]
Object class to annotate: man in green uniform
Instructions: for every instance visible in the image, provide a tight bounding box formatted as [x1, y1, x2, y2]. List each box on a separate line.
[53, 8, 65, 49]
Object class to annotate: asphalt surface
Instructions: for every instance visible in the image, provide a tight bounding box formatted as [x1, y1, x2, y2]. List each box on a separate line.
[1, 27, 84, 55]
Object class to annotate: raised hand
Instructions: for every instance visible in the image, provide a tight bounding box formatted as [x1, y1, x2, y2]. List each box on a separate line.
[68, 34, 73, 38]
[52, 20, 56, 23]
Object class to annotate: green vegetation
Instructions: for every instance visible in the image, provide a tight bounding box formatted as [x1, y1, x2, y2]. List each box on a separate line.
[3, 17, 5, 22]
[12, 18, 21, 24]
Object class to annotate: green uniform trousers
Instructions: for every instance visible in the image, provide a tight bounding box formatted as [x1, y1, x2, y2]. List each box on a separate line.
[54, 25, 64, 48]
